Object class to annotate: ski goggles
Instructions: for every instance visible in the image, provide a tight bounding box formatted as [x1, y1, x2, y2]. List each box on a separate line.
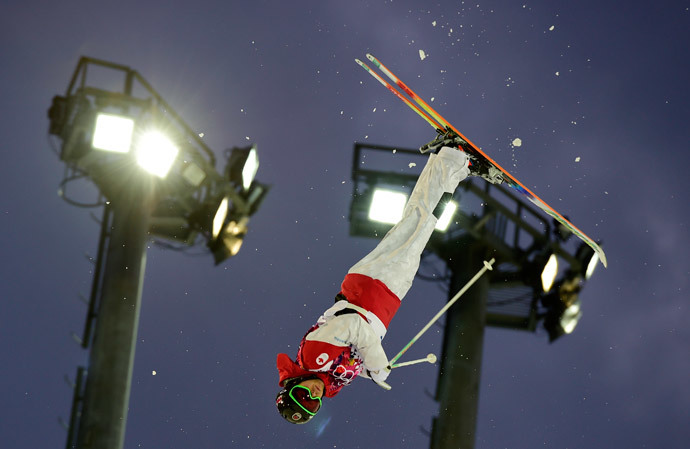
[288, 385, 322, 415]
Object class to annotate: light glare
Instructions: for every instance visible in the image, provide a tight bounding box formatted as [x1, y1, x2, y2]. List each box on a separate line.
[435, 201, 457, 231]
[560, 301, 582, 334]
[585, 253, 598, 279]
[136, 131, 179, 178]
[540, 253, 558, 292]
[137, 131, 180, 178]
[212, 198, 229, 238]
[242, 148, 259, 190]
[92, 113, 134, 153]
[222, 234, 243, 257]
[368, 189, 407, 224]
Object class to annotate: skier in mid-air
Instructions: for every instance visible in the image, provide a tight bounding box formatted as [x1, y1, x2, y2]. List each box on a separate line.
[275, 145, 472, 424]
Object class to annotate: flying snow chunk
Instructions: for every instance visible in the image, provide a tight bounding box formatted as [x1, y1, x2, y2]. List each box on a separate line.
[419, 50, 427, 60]
[555, 71, 560, 76]
[152, 370, 157, 376]
[575, 156, 581, 162]
[432, 21, 437, 27]
[512, 138, 522, 147]
[409, 162, 417, 168]
[549, 25, 555, 31]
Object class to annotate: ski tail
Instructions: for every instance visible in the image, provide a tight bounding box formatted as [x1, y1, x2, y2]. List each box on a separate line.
[355, 58, 444, 131]
[366, 54, 451, 131]
[356, 54, 607, 268]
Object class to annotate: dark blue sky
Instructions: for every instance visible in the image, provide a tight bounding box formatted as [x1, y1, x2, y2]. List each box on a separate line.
[2, 1, 688, 448]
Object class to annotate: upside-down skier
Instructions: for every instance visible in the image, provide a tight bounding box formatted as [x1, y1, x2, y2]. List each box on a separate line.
[275, 145, 473, 424]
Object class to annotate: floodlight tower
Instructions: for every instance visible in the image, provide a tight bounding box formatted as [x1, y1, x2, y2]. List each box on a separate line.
[48, 57, 269, 449]
[348, 143, 600, 449]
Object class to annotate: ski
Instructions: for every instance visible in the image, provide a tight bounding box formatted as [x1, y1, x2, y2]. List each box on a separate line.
[355, 54, 607, 268]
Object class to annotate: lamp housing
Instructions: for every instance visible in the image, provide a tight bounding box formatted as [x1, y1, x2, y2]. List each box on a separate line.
[208, 215, 249, 265]
[575, 242, 600, 280]
[227, 145, 259, 190]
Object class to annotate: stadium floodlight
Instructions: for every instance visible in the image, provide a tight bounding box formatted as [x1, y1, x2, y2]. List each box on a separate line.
[135, 131, 179, 178]
[228, 145, 259, 190]
[242, 147, 259, 190]
[209, 216, 248, 265]
[368, 189, 407, 224]
[585, 253, 598, 279]
[560, 299, 582, 334]
[92, 113, 135, 153]
[545, 296, 582, 342]
[245, 182, 271, 216]
[540, 253, 558, 293]
[212, 197, 229, 239]
[575, 242, 599, 280]
[435, 200, 457, 231]
[181, 162, 206, 187]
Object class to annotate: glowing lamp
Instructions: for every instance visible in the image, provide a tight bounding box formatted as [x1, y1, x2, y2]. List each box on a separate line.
[560, 300, 582, 334]
[92, 113, 134, 153]
[212, 197, 229, 239]
[135, 131, 179, 178]
[228, 146, 259, 190]
[368, 189, 407, 224]
[435, 201, 457, 231]
[540, 253, 558, 293]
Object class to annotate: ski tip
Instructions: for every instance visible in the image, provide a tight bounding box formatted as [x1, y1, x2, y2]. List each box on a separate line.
[366, 53, 376, 63]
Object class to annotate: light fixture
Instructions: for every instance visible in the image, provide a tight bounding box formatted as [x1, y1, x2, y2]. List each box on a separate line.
[585, 253, 598, 279]
[242, 148, 259, 190]
[245, 182, 271, 216]
[559, 300, 582, 334]
[135, 131, 179, 178]
[435, 200, 457, 231]
[209, 216, 249, 265]
[368, 188, 407, 224]
[575, 242, 599, 280]
[212, 197, 229, 239]
[92, 113, 134, 153]
[544, 297, 582, 342]
[540, 253, 558, 293]
[148, 216, 195, 243]
[227, 145, 259, 190]
[181, 162, 206, 187]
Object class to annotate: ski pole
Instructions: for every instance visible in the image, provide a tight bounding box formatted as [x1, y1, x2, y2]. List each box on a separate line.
[388, 258, 495, 368]
[372, 354, 436, 391]
[390, 353, 437, 369]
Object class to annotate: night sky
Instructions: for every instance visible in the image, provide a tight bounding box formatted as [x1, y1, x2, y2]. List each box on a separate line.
[2, 1, 689, 448]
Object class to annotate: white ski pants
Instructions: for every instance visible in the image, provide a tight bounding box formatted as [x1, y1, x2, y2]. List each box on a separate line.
[348, 147, 470, 300]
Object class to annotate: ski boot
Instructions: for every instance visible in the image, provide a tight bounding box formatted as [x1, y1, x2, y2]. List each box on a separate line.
[420, 129, 504, 185]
